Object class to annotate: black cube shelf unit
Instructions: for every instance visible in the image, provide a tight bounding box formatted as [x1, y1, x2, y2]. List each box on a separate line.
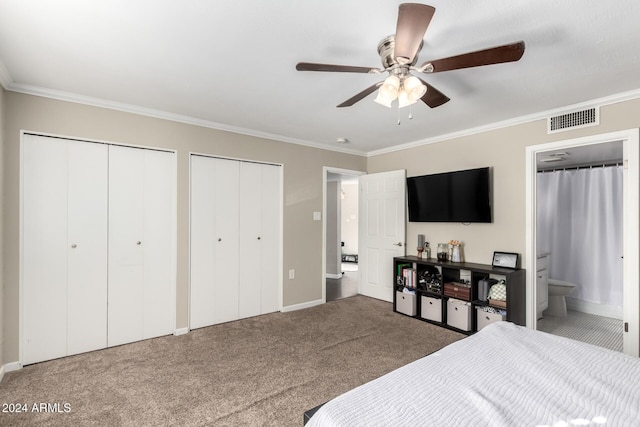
[393, 255, 526, 335]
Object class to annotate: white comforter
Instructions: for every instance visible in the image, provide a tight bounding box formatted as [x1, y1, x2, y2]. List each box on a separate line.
[307, 321, 640, 427]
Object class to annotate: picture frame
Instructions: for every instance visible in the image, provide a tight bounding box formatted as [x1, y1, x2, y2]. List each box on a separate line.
[492, 251, 519, 269]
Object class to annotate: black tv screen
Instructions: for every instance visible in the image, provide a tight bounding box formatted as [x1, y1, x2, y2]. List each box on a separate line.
[407, 167, 492, 223]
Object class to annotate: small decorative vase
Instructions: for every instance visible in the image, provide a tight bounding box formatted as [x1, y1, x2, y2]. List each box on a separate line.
[452, 245, 461, 262]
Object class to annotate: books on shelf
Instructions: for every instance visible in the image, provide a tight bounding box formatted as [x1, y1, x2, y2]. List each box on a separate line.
[396, 263, 417, 289]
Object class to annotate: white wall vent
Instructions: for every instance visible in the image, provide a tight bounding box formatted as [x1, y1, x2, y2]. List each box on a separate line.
[548, 107, 599, 134]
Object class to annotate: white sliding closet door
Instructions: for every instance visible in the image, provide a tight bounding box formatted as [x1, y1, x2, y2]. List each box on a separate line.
[190, 156, 281, 329]
[22, 135, 108, 365]
[66, 141, 109, 355]
[190, 156, 240, 328]
[108, 146, 175, 346]
[238, 162, 263, 319]
[259, 164, 281, 314]
[238, 162, 281, 318]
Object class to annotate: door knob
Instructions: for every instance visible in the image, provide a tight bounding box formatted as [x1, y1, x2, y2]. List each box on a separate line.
[218, 238, 222, 242]
[393, 242, 403, 247]
[71, 244, 77, 249]
[257, 237, 261, 240]
[136, 241, 142, 245]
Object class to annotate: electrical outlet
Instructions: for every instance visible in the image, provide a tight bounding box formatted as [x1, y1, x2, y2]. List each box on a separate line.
[289, 269, 295, 279]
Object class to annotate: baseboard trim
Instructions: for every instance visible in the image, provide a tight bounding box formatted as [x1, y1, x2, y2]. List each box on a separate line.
[3, 361, 22, 375]
[281, 299, 324, 312]
[174, 327, 189, 336]
[326, 273, 342, 280]
[566, 297, 623, 320]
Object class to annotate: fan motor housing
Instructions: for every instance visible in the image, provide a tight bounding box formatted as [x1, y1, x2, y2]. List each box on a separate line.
[377, 35, 423, 70]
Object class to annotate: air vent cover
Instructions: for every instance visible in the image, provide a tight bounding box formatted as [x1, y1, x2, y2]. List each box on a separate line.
[548, 107, 599, 133]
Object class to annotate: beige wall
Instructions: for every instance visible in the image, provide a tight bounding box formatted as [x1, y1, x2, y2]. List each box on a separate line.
[368, 97, 640, 346]
[4, 90, 640, 364]
[367, 98, 640, 265]
[2, 92, 366, 363]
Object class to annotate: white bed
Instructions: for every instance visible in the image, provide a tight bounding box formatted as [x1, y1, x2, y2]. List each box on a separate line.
[306, 321, 640, 427]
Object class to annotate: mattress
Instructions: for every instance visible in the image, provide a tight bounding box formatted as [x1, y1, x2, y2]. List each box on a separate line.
[306, 321, 640, 426]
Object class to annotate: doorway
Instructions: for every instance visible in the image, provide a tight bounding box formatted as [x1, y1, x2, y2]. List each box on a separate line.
[535, 141, 623, 351]
[323, 168, 365, 302]
[525, 129, 640, 356]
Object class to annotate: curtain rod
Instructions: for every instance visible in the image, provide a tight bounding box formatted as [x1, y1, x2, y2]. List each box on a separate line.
[538, 161, 622, 173]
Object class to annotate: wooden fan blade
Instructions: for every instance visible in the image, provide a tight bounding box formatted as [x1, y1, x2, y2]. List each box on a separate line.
[296, 62, 380, 73]
[394, 3, 435, 64]
[418, 78, 450, 108]
[337, 82, 383, 108]
[421, 41, 525, 73]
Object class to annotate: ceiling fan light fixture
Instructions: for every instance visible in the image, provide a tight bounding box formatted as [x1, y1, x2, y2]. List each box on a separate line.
[403, 76, 427, 102]
[374, 91, 394, 108]
[379, 75, 400, 100]
[397, 89, 415, 108]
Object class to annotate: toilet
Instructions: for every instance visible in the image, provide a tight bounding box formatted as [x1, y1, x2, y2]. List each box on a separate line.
[546, 279, 576, 317]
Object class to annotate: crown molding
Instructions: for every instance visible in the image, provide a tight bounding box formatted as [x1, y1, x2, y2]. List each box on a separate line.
[5, 82, 368, 157]
[366, 88, 640, 157]
[5, 76, 640, 159]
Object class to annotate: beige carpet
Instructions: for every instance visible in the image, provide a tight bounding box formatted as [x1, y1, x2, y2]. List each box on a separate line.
[0, 295, 464, 426]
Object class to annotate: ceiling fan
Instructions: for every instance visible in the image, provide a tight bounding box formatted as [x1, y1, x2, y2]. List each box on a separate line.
[296, 3, 525, 109]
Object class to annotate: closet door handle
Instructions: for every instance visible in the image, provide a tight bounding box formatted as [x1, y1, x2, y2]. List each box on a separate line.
[393, 242, 403, 247]
[257, 236, 261, 240]
[218, 238, 222, 242]
[71, 244, 77, 249]
[136, 241, 142, 245]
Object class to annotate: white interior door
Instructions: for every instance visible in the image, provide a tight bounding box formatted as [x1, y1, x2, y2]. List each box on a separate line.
[190, 156, 240, 328]
[108, 146, 175, 346]
[108, 146, 145, 346]
[22, 135, 70, 364]
[259, 163, 281, 314]
[212, 160, 241, 324]
[358, 170, 406, 302]
[141, 149, 175, 338]
[191, 157, 281, 327]
[22, 135, 108, 365]
[66, 140, 108, 355]
[239, 162, 263, 319]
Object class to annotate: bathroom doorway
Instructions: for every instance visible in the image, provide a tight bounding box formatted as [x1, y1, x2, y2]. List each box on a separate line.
[525, 129, 640, 356]
[535, 141, 623, 351]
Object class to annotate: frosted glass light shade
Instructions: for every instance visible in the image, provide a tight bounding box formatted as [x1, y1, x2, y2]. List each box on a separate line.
[404, 76, 427, 102]
[379, 75, 400, 100]
[397, 89, 414, 108]
[374, 91, 393, 107]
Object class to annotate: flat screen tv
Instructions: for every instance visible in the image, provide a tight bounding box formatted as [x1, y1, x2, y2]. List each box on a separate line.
[407, 167, 492, 223]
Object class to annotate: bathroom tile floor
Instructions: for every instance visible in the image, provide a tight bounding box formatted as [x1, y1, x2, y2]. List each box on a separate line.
[537, 309, 623, 352]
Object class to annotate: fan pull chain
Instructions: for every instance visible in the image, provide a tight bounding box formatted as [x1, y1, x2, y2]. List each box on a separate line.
[397, 106, 401, 125]
[408, 106, 413, 120]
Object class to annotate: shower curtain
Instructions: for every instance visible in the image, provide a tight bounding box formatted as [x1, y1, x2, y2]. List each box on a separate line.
[536, 165, 623, 310]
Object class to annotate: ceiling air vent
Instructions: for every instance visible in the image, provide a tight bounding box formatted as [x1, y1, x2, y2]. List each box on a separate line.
[548, 107, 599, 134]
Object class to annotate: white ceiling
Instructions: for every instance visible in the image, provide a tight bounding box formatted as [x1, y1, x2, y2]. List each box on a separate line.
[1, 1, 640, 156]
